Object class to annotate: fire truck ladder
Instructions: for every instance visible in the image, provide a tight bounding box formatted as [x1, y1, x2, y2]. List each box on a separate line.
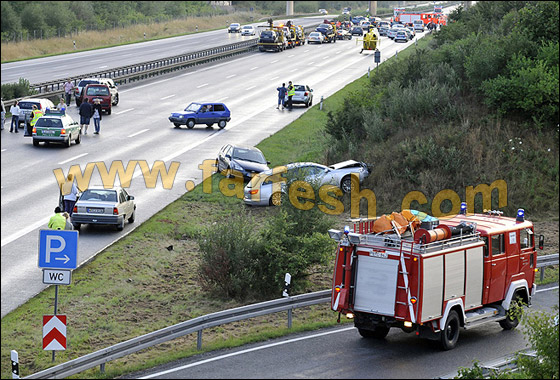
[399, 240, 416, 324]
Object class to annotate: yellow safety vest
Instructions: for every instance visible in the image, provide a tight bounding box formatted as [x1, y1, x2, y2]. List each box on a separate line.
[30, 110, 44, 126]
[287, 86, 295, 97]
[48, 213, 66, 230]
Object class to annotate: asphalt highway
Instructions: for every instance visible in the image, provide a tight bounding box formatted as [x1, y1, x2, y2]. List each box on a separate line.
[1, 18, 425, 317]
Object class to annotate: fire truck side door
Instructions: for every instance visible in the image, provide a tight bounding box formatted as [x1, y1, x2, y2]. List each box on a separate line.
[487, 233, 507, 303]
[505, 230, 520, 281]
[519, 228, 535, 283]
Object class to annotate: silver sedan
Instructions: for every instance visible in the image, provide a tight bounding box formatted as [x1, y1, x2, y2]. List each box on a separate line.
[243, 160, 370, 206]
[71, 186, 136, 231]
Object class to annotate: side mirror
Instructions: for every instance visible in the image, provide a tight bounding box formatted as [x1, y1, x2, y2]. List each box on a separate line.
[267, 161, 271, 165]
[538, 235, 544, 250]
[225, 154, 231, 159]
[128, 195, 135, 200]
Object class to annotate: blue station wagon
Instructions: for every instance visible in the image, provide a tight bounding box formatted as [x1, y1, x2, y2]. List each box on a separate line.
[169, 102, 231, 129]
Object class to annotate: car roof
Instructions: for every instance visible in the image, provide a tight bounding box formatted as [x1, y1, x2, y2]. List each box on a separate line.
[84, 185, 122, 191]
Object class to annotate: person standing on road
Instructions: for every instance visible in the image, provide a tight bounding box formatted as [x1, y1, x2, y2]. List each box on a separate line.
[61, 173, 79, 216]
[62, 212, 73, 230]
[79, 98, 93, 135]
[28, 105, 44, 136]
[1, 98, 5, 130]
[48, 206, 67, 230]
[276, 83, 287, 110]
[57, 97, 67, 112]
[64, 79, 74, 106]
[286, 81, 295, 111]
[10, 100, 20, 133]
[92, 98, 102, 134]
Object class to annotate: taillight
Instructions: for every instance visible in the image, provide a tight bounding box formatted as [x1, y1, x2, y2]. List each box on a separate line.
[249, 189, 259, 195]
[32, 127, 36, 133]
[60, 128, 66, 135]
[113, 207, 118, 215]
[73, 206, 77, 213]
[304, 92, 309, 96]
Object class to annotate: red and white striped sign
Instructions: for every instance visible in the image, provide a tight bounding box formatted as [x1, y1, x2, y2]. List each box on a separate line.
[43, 315, 66, 350]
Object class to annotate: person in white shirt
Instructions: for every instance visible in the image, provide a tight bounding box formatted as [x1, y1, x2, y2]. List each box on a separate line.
[9, 100, 20, 133]
[1, 99, 5, 130]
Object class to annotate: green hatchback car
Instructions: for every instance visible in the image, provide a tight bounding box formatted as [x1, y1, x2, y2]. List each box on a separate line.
[32, 110, 81, 147]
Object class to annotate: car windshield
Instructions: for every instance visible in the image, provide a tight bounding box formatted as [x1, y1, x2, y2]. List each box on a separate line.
[318, 24, 331, 29]
[261, 30, 275, 38]
[309, 32, 320, 37]
[86, 87, 109, 96]
[80, 189, 118, 202]
[294, 85, 306, 91]
[35, 118, 63, 128]
[232, 148, 266, 164]
[184, 103, 201, 112]
[230, 23, 239, 27]
[242, 26, 252, 29]
[78, 80, 98, 87]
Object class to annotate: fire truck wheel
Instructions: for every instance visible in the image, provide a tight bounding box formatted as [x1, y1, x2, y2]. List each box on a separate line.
[358, 326, 390, 339]
[440, 310, 460, 350]
[499, 295, 521, 330]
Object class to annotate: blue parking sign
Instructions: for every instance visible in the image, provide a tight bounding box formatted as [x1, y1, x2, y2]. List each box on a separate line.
[38, 230, 78, 270]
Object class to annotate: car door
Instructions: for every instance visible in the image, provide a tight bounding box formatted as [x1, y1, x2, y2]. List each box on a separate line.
[119, 189, 131, 217]
[218, 144, 232, 171]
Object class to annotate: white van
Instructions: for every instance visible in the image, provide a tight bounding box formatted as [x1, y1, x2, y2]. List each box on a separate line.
[413, 19, 425, 32]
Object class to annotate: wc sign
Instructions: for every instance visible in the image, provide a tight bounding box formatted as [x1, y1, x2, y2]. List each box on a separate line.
[38, 230, 78, 285]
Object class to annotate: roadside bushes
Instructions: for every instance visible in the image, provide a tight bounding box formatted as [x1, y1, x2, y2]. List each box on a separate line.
[0, 77, 34, 100]
[196, 201, 335, 301]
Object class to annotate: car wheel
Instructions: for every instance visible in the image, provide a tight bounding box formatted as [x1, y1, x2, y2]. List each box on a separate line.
[32, 139, 39, 147]
[218, 120, 227, 129]
[270, 192, 282, 206]
[341, 176, 354, 193]
[186, 119, 196, 129]
[116, 219, 125, 231]
[76, 99, 81, 107]
[107, 108, 111, 115]
[128, 211, 135, 224]
[72, 223, 81, 231]
[65, 137, 71, 148]
[173, 123, 181, 128]
[113, 94, 119, 106]
[75, 133, 81, 144]
[206, 123, 214, 128]
[440, 310, 460, 350]
[305, 100, 310, 108]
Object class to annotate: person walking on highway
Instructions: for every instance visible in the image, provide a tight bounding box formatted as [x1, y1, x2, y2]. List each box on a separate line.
[276, 83, 287, 110]
[286, 81, 295, 111]
[48, 206, 67, 230]
[64, 79, 74, 106]
[28, 105, 44, 136]
[10, 100, 20, 133]
[92, 98, 102, 134]
[79, 97, 93, 135]
[61, 173, 79, 216]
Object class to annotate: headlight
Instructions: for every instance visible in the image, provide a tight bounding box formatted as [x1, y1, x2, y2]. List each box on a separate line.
[232, 162, 244, 171]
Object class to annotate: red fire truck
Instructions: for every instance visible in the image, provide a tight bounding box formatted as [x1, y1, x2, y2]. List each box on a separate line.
[395, 12, 447, 26]
[329, 205, 543, 350]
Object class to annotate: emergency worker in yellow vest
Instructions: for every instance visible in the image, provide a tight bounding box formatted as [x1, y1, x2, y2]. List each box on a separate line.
[27, 105, 44, 136]
[286, 81, 295, 111]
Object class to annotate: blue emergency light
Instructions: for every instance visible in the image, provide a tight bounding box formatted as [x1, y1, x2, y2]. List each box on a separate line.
[344, 225, 350, 234]
[460, 202, 467, 215]
[516, 208, 525, 222]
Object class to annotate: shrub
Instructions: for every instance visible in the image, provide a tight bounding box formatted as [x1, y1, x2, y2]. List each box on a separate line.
[0, 77, 34, 100]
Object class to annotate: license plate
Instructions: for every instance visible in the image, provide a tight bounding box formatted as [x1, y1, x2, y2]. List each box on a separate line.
[87, 208, 104, 213]
[42, 130, 55, 135]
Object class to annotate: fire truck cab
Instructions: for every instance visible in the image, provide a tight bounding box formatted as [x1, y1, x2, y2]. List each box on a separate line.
[329, 205, 543, 350]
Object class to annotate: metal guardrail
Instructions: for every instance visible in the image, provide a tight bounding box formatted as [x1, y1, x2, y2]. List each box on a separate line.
[3, 25, 319, 109]
[24, 289, 331, 379]
[23, 253, 558, 378]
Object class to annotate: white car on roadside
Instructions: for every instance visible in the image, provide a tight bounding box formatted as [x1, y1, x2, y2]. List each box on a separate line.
[241, 25, 256, 36]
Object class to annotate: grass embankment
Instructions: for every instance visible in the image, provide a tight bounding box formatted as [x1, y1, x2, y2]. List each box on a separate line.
[1, 35, 558, 379]
[0, 12, 261, 63]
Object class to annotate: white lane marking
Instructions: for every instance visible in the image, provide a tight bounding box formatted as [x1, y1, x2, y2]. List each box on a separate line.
[197, 83, 208, 88]
[57, 152, 88, 165]
[114, 108, 135, 115]
[308, 62, 315, 65]
[288, 55, 295, 57]
[99, 65, 108, 69]
[246, 85, 256, 90]
[323, 56, 329, 59]
[121, 78, 172, 93]
[139, 327, 355, 379]
[1, 216, 51, 247]
[160, 94, 175, 100]
[270, 76, 279, 81]
[217, 96, 229, 102]
[250, 67, 258, 70]
[270, 60, 278, 63]
[536, 285, 559, 293]
[180, 71, 196, 77]
[226, 74, 236, 79]
[1, 149, 6, 152]
[128, 129, 149, 138]
[304, 50, 309, 52]
[289, 69, 298, 73]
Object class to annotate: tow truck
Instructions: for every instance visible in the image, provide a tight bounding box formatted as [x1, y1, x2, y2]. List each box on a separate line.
[257, 19, 288, 52]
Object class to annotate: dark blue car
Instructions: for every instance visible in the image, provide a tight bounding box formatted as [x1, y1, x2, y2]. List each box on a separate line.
[169, 102, 231, 129]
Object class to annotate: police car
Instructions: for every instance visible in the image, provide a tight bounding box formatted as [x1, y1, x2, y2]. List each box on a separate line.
[32, 109, 81, 148]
